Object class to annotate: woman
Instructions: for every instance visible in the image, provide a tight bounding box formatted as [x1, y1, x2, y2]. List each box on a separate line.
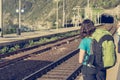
[78, 19, 106, 80]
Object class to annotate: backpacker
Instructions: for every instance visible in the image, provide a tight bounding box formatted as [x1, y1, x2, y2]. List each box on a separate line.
[88, 29, 116, 69]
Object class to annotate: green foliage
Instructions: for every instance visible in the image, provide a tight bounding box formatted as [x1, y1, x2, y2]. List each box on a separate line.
[14, 45, 20, 50]
[9, 47, 16, 52]
[49, 37, 58, 41]
[8, 45, 20, 52]
[39, 38, 48, 44]
[92, 0, 120, 9]
[28, 40, 34, 47]
[2, 0, 120, 30]
[0, 47, 9, 54]
[8, 44, 20, 52]
[0, 30, 79, 54]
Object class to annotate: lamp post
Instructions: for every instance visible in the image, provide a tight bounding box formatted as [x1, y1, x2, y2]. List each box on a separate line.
[0, 0, 3, 37]
[16, 0, 24, 35]
[18, 0, 21, 35]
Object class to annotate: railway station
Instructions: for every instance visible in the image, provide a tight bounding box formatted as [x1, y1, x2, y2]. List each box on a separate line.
[0, 0, 120, 80]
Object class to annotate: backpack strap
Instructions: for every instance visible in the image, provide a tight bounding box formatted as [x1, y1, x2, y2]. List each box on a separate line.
[99, 35, 114, 45]
[86, 39, 96, 68]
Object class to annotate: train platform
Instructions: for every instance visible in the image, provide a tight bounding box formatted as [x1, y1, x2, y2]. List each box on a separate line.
[0, 27, 80, 44]
[106, 51, 120, 80]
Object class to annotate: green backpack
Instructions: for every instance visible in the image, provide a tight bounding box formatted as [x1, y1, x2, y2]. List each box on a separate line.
[88, 29, 116, 69]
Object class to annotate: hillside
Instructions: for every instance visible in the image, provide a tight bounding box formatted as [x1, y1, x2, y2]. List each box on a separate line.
[2, 0, 120, 33]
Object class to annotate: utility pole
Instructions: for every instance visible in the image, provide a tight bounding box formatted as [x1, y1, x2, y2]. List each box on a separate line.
[73, 6, 82, 27]
[0, 0, 3, 37]
[54, 0, 59, 29]
[87, 0, 90, 19]
[62, 0, 65, 27]
[56, 0, 59, 29]
[18, 0, 22, 35]
[87, 0, 90, 8]
[85, 0, 90, 19]
[65, 0, 67, 28]
[97, 12, 100, 24]
[76, 6, 80, 18]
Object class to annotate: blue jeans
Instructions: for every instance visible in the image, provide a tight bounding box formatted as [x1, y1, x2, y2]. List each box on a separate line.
[81, 65, 106, 80]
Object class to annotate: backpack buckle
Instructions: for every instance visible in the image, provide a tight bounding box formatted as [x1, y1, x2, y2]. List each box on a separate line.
[87, 63, 96, 68]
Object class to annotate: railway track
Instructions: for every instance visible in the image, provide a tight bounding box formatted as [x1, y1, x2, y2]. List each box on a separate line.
[23, 49, 80, 80]
[0, 31, 79, 59]
[0, 34, 80, 68]
[0, 24, 117, 80]
[0, 33, 80, 80]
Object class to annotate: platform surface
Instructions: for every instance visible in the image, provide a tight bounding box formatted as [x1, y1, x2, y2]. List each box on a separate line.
[0, 27, 80, 44]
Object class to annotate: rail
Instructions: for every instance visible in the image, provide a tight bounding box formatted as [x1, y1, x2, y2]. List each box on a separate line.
[22, 49, 79, 80]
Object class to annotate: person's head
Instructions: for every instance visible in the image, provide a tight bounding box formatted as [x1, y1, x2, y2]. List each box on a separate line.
[80, 19, 96, 39]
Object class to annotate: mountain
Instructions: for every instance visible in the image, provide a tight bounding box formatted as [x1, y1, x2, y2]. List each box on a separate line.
[2, 0, 120, 33]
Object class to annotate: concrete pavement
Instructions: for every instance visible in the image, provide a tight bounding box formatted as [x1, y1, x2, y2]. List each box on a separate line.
[106, 33, 120, 80]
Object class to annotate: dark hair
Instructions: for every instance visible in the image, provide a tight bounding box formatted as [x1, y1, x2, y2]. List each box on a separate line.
[80, 19, 96, 39]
